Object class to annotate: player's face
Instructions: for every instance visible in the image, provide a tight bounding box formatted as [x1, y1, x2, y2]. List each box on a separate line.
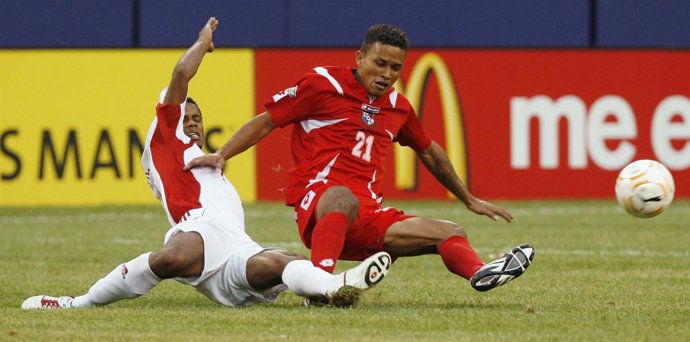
[183, 103, 204, 147]
[355, 42, 406, 97]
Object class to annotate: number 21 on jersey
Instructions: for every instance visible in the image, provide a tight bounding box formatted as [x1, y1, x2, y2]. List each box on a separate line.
[351, 131, 374, 162]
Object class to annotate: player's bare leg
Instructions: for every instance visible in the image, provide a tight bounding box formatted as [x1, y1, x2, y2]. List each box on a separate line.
[384, 217, 534, 291]
[384, 217, 467, 257]
[22, 232, 204, 309]
[148, 232, 205, 278]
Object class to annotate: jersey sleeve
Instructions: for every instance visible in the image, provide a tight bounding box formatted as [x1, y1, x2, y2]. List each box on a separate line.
[151, 87, 187, 143]
[395, 107, 433, 152]
[154, 103, 184, 143]
[264, 71, 324, 128]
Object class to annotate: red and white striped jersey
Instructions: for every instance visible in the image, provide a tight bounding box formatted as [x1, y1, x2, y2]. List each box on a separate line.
[265, 66, 432, 206]
[142, 90, 244, 226]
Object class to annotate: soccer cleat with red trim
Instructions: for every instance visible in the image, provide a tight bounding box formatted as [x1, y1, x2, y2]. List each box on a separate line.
[21, 295, 75, 309]
[470, 244, 535, 292]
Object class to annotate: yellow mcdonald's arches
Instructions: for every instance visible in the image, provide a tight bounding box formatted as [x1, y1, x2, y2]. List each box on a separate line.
[393, 52, 467, 197]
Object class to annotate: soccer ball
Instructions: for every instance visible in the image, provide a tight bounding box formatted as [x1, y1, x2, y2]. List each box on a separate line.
[615, 160, 675, 218]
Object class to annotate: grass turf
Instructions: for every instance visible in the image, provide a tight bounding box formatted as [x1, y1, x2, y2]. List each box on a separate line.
[1, 200, 688, 341]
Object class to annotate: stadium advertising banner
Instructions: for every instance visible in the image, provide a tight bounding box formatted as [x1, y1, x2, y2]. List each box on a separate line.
[0, 50, 256, 205]
[254, 50, 689, 200]
[1, 49, 688, 206]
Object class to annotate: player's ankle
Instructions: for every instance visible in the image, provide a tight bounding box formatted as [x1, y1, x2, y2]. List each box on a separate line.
[70, 295, 97, 308]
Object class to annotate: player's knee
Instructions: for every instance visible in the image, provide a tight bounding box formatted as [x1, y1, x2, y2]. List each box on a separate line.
[276, 249, 308, 262]
[338, 195, 360, 221]
[318, 186, 360, 221]
[451, 227, 467, 239]
[149, 248, 196, 278]
[436, 220, 467, 240]
[269, 250, 307, 271]
[149, 250, 176, 278]
[247, 250, 306, 290]
[251, 250, 306, 276]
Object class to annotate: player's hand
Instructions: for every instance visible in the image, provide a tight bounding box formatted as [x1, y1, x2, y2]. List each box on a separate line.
[199, 17, 218, 53]
[184, 153, 226, 171]
[466, 198, 513, 223]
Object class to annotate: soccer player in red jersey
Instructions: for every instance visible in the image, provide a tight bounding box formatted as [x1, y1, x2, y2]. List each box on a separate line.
[186, 24, 534, 293]
[21, 18, 391, 310]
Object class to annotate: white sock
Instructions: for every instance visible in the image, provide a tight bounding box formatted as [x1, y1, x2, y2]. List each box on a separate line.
[281, 260, 341, 297]
[71, 252, 162, 307]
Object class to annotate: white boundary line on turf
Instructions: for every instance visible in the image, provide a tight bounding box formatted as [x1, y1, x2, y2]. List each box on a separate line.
[256, 242, 689, 259]
[530, 248, 690, 258]
[0, 212, 162, 225]
[406, 205, 690, 217]
[2, 202, 688, 223]
[0, 209, 292, 225]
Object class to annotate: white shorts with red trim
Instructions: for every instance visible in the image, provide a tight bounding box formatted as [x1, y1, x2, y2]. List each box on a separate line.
[163, 208, 287, 306]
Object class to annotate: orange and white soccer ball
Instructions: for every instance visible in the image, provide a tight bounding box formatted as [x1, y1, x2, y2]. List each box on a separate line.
[615, 160, 675, 218]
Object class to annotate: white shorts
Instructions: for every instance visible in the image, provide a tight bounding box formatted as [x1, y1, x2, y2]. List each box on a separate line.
[163, 208, 287, 306]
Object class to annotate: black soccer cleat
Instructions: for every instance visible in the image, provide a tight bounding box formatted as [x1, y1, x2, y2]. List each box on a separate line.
[470, 244, 535, 292]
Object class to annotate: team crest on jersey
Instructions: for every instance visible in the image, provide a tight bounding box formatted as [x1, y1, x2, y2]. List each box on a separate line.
[272, 86, 298, 102]
[362, 112, 375, 126]
[361, 103, 380, 126]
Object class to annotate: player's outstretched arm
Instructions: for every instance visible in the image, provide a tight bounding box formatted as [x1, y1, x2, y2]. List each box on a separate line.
[417, 141, 513, 223]
[163, 17, 218, 105]
[184, 111, 276, 170]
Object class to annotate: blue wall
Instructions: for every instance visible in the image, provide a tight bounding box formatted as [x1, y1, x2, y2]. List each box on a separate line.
[596, 0, 690, 48]
[0, 0, 133, 48]
[1, 0, 688, 48]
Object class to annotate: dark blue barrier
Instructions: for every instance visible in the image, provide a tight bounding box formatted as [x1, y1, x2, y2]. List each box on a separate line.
[141, 0, 590, 48]
[1, 0, 689, 48]
[288, 0, 589, 47]
[287, 0, 453, 47]
[446, 0, 590, 47]
[0, 0, 133, 48]
[139, 0, 287, 47]
[597, 0, 690, 47]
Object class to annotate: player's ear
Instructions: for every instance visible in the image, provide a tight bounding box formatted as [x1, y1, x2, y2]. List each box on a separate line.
[355, 50, 364, 65]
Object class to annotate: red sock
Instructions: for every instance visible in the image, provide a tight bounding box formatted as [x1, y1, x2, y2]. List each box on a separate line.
[310, 212, 350, 273]
[437, 235, 484, 279]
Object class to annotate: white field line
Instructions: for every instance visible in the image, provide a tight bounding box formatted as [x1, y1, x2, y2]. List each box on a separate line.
[404, 205, 690, 217]
[526, 247, 690, 258]
[3, 208, 688, 259]
[0, 209, 292, 226]
[15, 228, 686, 263]
[220, 205, 647, 220]
[2, 203, 687, 225]
[243, 204, 690, 218]
[111, 237, 151, 245]
[254, 242, 689, 259]
[0, 212, 162, 225]
[244, 210, 293, 219]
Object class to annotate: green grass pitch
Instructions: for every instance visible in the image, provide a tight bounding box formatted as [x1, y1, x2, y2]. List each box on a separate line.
[1, 200, 688, 341]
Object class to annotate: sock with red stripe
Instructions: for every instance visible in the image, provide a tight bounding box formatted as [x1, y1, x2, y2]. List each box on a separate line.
[71, 252, 162, 307]
[310, 211, 351, 274]
[437, 235, 484, 279]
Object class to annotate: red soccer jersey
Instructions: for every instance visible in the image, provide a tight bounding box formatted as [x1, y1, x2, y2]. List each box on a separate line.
[142, 90, 243, 225]
[265, 66, 432, 206]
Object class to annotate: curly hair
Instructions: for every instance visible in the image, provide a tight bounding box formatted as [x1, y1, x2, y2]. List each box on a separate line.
[360, 24, 409, 52]
[186, 97, 202, 118]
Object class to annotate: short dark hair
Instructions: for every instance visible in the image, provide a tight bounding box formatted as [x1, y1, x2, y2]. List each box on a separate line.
[186, 97, 202, 117]
[360, 24, 409, 52]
